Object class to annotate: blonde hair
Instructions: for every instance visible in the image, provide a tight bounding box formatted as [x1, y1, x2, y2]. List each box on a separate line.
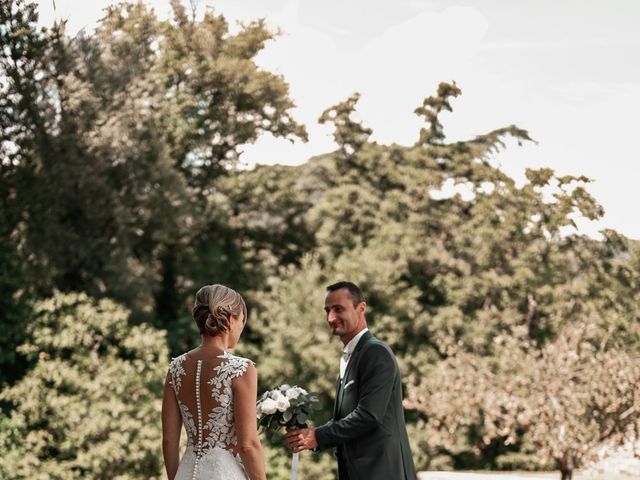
[192, 284, 247, 336]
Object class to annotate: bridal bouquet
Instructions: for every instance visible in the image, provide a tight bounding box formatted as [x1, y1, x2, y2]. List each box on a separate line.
[257, 384, 319, 433]
[257, 385, 319, 480]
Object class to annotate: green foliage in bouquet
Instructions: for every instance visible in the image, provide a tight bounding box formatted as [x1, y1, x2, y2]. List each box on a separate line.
[257, 385, 320, 438]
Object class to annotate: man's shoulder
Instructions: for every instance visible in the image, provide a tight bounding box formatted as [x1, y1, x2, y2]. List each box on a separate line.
[357, 336, 399, 376]
[363, 332, 389, 347]
[361, 334, 395, 357]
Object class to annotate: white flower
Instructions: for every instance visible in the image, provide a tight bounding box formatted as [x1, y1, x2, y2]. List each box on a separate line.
[285, 386, 307, 400]
[275, 395, 290, 412]
[271, 390, 285, 401]
[259, 398, 278, 415]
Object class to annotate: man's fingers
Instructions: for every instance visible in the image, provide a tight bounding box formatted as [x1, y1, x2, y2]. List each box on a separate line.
[284, 427, 313, 452]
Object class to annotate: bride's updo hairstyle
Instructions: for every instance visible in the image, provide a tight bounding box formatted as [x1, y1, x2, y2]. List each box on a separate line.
[192, 284, 247, 336]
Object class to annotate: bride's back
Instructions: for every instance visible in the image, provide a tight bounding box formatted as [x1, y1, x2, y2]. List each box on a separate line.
[162, 284, 264, 480]
[168, 350, 252, 457]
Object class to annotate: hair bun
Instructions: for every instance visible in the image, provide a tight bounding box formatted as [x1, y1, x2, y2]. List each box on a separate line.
[204, 307, 230, 336]
[192, 284, 247, 337]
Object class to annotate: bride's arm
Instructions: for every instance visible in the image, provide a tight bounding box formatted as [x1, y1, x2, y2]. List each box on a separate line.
[233, 363, 267, 480]
[162, 373, 181, 480]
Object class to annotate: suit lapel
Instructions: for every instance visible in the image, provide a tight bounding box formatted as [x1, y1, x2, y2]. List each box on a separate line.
[333, 375, 342, 420]
[336, 331, 372, 415]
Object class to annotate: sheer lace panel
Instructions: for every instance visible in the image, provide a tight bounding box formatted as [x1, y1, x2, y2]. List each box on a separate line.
[168, 352, 252, 456]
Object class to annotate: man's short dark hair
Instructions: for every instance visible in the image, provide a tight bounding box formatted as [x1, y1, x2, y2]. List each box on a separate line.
[326, 281, 366, 307]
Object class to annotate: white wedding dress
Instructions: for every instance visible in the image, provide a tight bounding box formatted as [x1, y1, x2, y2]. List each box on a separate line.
[168, 351, 252, 480]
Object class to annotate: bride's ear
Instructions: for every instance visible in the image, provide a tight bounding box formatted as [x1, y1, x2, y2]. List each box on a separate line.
[229, 313, 241, 330]
[233, 311, 246, 325]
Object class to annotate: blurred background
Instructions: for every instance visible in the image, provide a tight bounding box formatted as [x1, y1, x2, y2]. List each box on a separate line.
[1, 1, 639, 479]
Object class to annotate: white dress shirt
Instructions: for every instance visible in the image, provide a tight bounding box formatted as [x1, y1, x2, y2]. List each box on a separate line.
[340, 328, 368, 379]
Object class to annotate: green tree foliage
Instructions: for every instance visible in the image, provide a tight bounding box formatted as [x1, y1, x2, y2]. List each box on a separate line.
[411, 322, 640, 480]
[414, 81, 461, 145]
[0, 0, 40, 386]
[0, 233, 31, 387]
[0, 292, 168, 479]
[318, 93, 372, 161]
[160, 0, 307, 186]
[235, 84, 640, 479]
[0, 0, 306, 326]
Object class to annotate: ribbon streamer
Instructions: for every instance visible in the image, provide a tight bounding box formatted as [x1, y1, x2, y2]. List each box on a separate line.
[290, 451, 300, 480]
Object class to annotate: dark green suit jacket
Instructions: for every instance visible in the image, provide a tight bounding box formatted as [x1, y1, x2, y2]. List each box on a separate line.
[315, 331, 417, 480]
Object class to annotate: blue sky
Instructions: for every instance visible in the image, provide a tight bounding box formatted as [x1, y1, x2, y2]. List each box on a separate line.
[37, 0, 640, 239]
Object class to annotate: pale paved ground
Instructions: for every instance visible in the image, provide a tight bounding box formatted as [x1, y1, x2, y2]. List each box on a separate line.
[418, 472, 637, 480]
[419, 473, 556, 480]
[418, 440, 640, 480]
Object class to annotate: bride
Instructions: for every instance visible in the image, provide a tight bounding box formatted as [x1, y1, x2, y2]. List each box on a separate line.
[162, 284, 266, 480]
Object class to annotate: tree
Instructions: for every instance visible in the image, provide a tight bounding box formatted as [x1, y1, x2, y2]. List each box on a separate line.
[239, 83, 640, 476]
[0, 232, 31, 387]
[0, 0, 41, 386]
[0, 0, 307, 326]
[159, 0, 307, 187]
[318, 92, 372, 162]
[0, 292, 168, 479]
[408, 321, 640, 480]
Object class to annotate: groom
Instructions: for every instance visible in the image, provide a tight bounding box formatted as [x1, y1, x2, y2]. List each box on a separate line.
[285, 281, 417, 479]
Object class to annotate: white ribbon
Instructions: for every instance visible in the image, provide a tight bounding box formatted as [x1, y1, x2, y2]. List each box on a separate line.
[290, 451, 300, 480]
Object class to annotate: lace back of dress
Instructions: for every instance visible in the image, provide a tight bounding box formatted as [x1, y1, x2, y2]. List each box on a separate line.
[169, 352, 251, 480]
[169, 353, 251, 457]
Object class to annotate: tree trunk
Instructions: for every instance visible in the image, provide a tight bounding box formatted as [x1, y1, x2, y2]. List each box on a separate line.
[557, 455, 574, 480]
[155, 244, 180, 327]
[560, 468, 573, 480]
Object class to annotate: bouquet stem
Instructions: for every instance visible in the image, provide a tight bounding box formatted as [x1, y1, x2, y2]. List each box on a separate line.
[290, 451, 299, 480]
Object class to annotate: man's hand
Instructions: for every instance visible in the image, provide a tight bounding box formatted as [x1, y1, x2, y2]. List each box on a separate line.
[284, 427, 318, 453]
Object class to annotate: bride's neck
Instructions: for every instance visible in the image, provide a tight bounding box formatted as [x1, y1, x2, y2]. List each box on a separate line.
[199, 333, 229, 353]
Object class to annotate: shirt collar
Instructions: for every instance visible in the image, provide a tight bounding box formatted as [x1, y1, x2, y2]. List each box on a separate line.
[343, 328, 369, 356]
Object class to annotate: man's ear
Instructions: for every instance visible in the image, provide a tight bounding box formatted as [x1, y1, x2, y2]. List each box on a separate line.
[358, 302, 367, 314]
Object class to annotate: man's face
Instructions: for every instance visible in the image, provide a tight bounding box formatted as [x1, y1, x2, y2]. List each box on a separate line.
[324, 288, 365, 344]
